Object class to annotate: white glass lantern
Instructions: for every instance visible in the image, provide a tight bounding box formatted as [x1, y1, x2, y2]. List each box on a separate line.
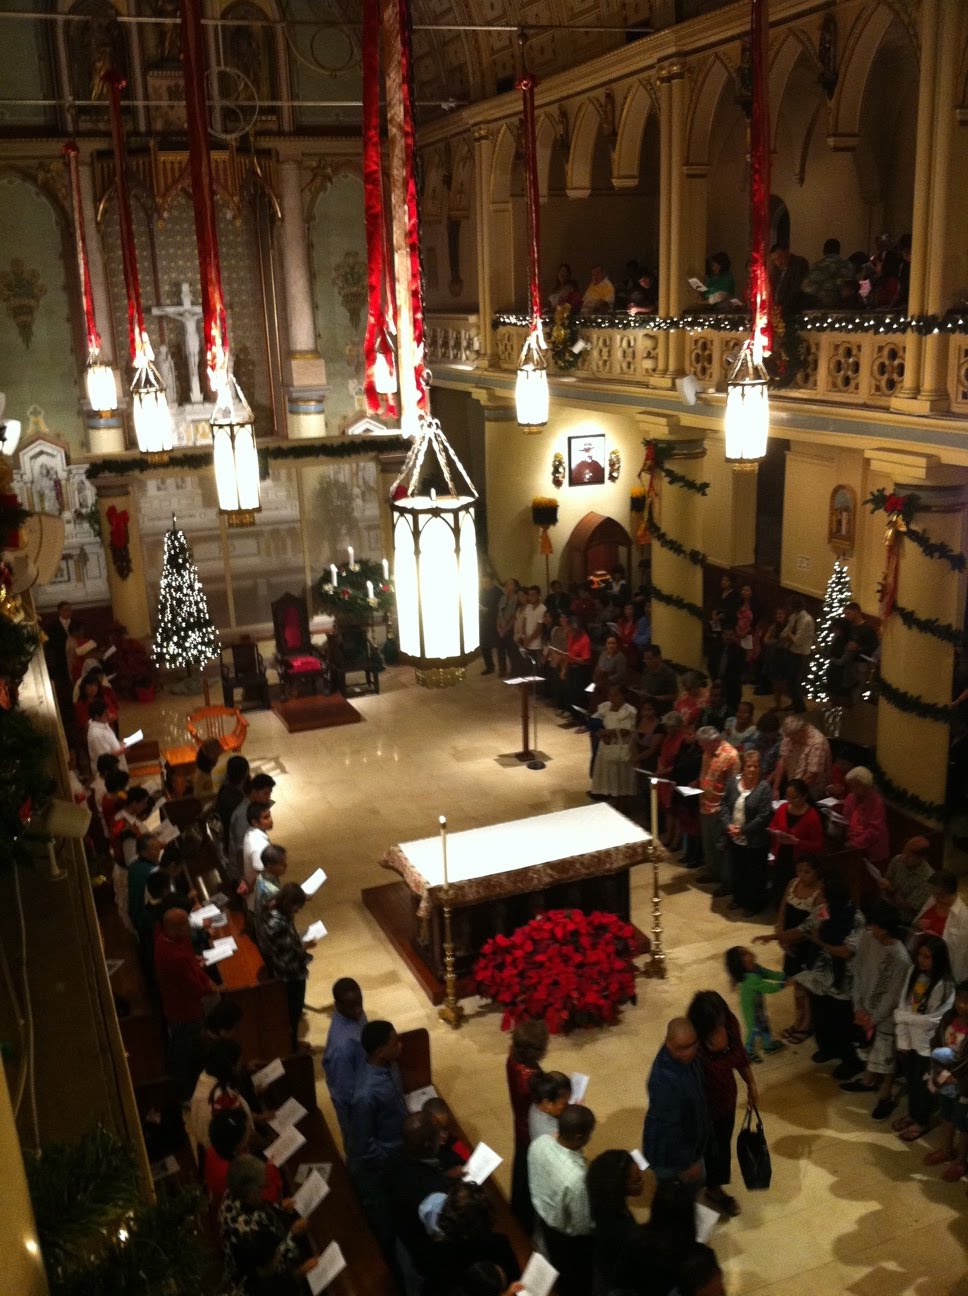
[85, 351, 118, 413]
[391, 416, 480, 688]
[724, 341, 769, 467]
[515, 328, 548, 432]
[130, 355, 174, 459]
[211, 373, 261, 527]
[374, 343, 397, 397]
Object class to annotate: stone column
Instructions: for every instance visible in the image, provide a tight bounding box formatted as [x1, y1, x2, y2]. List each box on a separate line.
[655, 66, 673, 379]
[278, 159, 328, 439]
[639, 418, 706, 671]
[80, 153, 126, 454]
[874, 469, 968, 819]
[473, 127, 495, 364]
[95, 481, 152, 639]
[892, 0, 940, 408]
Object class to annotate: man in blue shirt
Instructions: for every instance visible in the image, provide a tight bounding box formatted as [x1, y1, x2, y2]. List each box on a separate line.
[643, 1017, 711, 1184]
[346, 1019, 406, 1262]
[127, 833, 163, 933]
[322, 977, 368, 1144]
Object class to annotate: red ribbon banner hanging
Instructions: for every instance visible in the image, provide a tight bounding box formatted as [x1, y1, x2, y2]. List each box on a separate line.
[105, 72, 146, 363]
[748, 0, 773, 360]
[362, 0, 385, 414]
[179, 0, 229, 386]
[517, 73, 542, 331]
[395, 0, 428, 412]
[62, 141, 101, 356]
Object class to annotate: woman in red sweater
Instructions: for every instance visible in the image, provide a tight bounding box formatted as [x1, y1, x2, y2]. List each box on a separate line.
[767, 777, 824, 909]
[505, 1018, 548, 1230]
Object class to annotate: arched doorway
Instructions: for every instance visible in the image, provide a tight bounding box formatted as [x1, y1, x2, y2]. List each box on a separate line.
[561, 512, 632, 584]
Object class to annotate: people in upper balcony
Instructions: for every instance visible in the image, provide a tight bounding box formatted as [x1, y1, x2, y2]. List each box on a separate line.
[769, 243, 808, 311]
[616, 259, 642, 308]
[581, 264, 616, 314]
[698, 252, 735, 305]
[628, 268, 659, 315]
[894, 234, 912, 311]
[802, 238, 857, 308]
[548, 262, 582, 311]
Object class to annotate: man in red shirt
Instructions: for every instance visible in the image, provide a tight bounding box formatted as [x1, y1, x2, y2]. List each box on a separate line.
[155, 907, 218, 1099]
[696, 726, 740, 898]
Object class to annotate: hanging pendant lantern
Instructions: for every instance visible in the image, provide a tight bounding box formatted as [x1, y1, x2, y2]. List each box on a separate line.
[515, 65, 548, 432]
[374, 330, 398, 398]
[724, 342, 769, 466]
[391, 415, 479, 688]
[130, 339, 174, 458]
[515, 326, 549, 432]
[211, 373, 261, 527]
[85, 353, 118, 414]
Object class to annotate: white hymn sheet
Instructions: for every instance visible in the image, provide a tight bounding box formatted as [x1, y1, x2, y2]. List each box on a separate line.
[462, 1142, 502, 1185]
[817, 797, 841, 808]
[264, 1123, 306, 1166]
[504, 676, 544, 685]
[676, 786, 703, 797]
[302, 867, 327, 897]
[405, 1085, 438, 1113]
[688, 277, 707, 292]
[303, 919, 327, 943]
[695, 1201, 719, 1244]
[520, 1251, 559, 1296]
[252, 1058, 285, 1092]
[294, 1161, 333, 1186]
[122, 729, 144, 748]
[189, 903, 220, 928]
[156, 820, 180, 845]
[630, 1149, 648, 1172]
[144, 807, 162, 833]
[202, 944, 236, 966]
[307, 1241, 347, 1295]
[569, 1073, 589, 1103]
[270, 1097, 308, 1132]
[292, 1168, 330, 1219]
[102, 643, 117, 660]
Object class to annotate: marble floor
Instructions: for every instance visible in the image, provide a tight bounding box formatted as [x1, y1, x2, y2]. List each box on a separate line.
[128, 669, 968, 1295]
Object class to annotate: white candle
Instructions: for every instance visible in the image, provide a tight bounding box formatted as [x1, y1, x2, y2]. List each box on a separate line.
[366, 580, 374, 599]
[348, 546, 354, 567]
[650, 779, 659, 841]
[382, 558, 389, 582]
[330, 564, 337, 586]
[439, 815, 448, 888]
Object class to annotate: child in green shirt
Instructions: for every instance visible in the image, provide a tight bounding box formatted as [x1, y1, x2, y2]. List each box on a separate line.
[726, 946, 788, 1062]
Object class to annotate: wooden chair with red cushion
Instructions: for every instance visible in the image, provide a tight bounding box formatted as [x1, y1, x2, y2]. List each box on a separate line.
[270, 592, 329, 698]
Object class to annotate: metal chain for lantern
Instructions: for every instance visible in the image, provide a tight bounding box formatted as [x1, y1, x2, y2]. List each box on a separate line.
[515, 47, 549, 432]
[724, 0, 772, 467]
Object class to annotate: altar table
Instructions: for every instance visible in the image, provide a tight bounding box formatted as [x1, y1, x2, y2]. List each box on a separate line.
[380, 804, 650, 980]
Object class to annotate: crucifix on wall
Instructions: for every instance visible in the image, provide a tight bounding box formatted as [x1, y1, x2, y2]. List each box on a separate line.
[151, 281, 204, 405]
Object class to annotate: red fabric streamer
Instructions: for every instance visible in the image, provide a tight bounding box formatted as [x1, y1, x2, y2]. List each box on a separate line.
[62, 141, 101, 355]
[748, 0, 773, 360]
[395, 0, 428, 411]
[179, 0, 229, 386]
[517, 74, 542, 328]
[361, 0, 385, 414]
[105, 72, 146, 362]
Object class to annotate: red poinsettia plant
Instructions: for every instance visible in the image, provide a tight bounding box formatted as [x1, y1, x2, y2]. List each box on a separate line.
[474, 908, 637, 1034]
[105, 504, 132, 580]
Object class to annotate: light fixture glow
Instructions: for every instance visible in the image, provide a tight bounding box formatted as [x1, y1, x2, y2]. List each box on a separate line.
[211, 372, 260, 527]
[724, 342, 769, 467]
[515, 327, 549, 432]
[130, 348, 174, 459]
[391, 415, 480, 688]
[85, 352, 118, 413]
[374, 344, 397, 397]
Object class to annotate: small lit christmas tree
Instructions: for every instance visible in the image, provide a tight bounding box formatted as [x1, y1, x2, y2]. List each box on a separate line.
[804, 557, 852, 703]
[153, 520, 220, 671]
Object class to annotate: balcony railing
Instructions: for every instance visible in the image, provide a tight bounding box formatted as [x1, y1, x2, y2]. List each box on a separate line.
[424, 313, 482, 368]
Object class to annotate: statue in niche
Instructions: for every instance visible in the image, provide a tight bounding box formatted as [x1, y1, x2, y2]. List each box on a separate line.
[156, 343, 179, 408]
[224, 3, 276, 103]
[145, 0, 181, 65]
[734, 39, 753, 120]
[67, 0, 126, 106]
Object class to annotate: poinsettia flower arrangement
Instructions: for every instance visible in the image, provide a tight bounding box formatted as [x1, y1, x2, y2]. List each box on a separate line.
[474, 908, 637, 1033]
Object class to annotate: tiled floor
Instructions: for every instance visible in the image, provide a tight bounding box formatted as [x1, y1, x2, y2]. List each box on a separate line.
[128, 669, 968, 1294]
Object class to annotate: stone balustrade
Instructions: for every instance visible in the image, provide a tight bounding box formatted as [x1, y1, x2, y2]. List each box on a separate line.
[424, 313, 482, 368]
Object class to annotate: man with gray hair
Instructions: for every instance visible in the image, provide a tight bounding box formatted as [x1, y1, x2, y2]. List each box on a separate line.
[695, 726, 739, 897]
[771, 713, 831, 801]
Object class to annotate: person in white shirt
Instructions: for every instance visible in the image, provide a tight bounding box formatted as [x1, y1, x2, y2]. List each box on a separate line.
[581, 265, 615, 314]
[517, 586, 547, 660]
[528, 1104, 596, 1296]
[242, 800, 274, 911]
[228, 773, 276, 880]
[779, 595, 815, 714]
[86, 698, 127, 772]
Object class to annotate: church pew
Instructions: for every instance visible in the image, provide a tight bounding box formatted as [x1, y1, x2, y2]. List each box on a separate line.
[276, 1051, 399, 1296]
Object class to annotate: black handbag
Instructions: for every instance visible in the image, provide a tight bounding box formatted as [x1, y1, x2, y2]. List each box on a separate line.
[736, 1104, 772, 1190]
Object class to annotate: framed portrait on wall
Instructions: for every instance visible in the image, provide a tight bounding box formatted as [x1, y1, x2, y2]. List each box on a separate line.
[568, 434, 606, 486]
[828, 484, 856, 553]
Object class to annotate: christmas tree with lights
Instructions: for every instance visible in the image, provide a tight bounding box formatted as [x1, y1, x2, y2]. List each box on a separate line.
[153, 520, 220, 670]
[804, 558, 852, 703]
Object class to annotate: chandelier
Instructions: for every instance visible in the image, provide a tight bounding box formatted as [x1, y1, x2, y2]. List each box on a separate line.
[211, 374, 261, 526]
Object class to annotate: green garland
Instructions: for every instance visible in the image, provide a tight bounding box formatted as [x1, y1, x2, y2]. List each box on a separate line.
[871, 759, 947, 823]
[650, 583, 703, 621]
[548, 305, 581, 370]
[0, 707, 53, 866]
[647, 505, 706, 566]
[645, 440, 710, 496]
[494, 310, 968, 336]
[893, 603, 966, 648]
[317, 557, 394, 617]
[86, 435, 405, 480]
[865, 489, 966, 572]
[0, 613, 41, 689]
[878, 675, 956, 724]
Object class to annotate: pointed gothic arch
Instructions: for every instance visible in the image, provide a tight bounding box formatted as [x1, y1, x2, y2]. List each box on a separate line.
[612, 81, 656, 190]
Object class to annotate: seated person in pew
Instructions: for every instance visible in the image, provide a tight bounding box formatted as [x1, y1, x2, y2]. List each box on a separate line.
[423, 1096, 471, 1174]
[235, 1225, 321, 1296]
[218, 1154, 312, 1289]
[322, 976, 368, 1147]
[205, 1106, 284, 1209]
[383, 1111, 451, 1283]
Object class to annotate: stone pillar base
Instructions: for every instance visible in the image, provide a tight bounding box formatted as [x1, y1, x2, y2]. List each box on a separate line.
[889, 394, 951, 416]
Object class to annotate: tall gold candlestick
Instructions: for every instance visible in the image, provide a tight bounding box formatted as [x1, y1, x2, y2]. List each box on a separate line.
[437, 815, 465, 1029]
[648, 780, 666, 979]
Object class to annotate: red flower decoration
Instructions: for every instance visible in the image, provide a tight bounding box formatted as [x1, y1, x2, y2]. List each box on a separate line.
[474, 908, 637, 1034]
[105, 504, 132, 580]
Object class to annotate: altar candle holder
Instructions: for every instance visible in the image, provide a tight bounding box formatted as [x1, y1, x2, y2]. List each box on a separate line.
[437, 815, 465, 1029]
[647, 779, 667, 979]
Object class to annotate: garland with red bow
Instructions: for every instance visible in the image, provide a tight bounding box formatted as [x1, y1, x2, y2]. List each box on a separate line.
[62, 141, 103, 361]
[106, 504, 132, 580]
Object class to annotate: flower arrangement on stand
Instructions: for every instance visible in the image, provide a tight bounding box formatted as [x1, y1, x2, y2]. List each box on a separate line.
[317, 557, 395, 620]
[474, 908, 637, 1033]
